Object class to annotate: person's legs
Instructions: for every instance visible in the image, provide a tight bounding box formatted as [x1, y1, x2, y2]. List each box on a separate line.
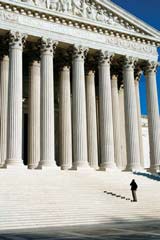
[132, 190, 137, 201]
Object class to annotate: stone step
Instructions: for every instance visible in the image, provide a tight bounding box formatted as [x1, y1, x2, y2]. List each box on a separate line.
[1, 170, 160, 230]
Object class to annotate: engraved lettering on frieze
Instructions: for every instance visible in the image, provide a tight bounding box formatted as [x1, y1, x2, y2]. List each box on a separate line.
[0, 10, 19, 22]
[105, 36, 157, 55]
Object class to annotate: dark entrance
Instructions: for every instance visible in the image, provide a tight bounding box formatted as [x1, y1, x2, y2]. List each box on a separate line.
[23, 113, 28, 166]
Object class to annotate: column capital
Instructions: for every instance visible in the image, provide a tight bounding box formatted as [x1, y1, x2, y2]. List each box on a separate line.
[119, 84, 124, 91]
[98, 50, 113, 65]
[123, 56, 137, 70]
[60, 66, 70, 71]
[29, 60, 40, 68]
[111, 74, 118, 81]
[40, 38, 58, 55]
[9, 31, 27, 49]
[134, 69, 142, 82]
[111, 75, 118, 88]
[72, 45, 88, 60]
[144, 61, 158, 75]
[0, 55, 9, 62]
[86, 70, 95, 76]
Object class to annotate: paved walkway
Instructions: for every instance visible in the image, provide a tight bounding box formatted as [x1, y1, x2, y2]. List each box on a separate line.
[0, 221, 160, 240]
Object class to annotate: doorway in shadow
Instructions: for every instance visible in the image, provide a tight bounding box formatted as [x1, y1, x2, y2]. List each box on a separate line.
[23, 113, 28, 166]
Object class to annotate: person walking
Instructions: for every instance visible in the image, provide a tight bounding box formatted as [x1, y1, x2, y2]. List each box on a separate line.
[130, 179, 138, 202]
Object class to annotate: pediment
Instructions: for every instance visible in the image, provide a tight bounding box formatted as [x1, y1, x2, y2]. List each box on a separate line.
[2, 0, 160, 41]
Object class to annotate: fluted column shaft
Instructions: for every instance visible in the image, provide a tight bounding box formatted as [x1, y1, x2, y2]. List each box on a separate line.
[0, 56, 9, 167]
[111, 75, 122, 169]
[145, 62, 160, 172]
[72, 46, 89, 169]
[39, 39, 57, 167]
[135, 78, 144, 168]
[123, 57, 141, 171]
[119, 86, 127, 169]
[98, 52, 115, 169]
[6, 32, 26, 166]
[86, 70, 98, 169]
[59, 66, 72, 170]
[28, 61, 40, 169]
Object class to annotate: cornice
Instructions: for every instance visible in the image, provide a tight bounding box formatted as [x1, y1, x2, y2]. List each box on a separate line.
[99, 0, 160, 40]
[0, 0, 159, 48]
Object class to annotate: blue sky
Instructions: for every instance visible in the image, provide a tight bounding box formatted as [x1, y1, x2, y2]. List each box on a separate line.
[111, 0, 160, 115]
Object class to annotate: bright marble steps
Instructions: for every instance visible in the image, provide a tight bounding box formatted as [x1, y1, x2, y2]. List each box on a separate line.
[0, 169, 160, 230]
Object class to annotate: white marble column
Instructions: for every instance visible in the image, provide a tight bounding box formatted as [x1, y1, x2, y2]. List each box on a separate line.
[111, 75, 123, 169]
[6, 32, 26, 166]
[72, 45, 89, 169]
[123, 57, 141, 171]
[135, 76, 144, 168]
[98, 51, 116, 170]
[39, 38, 58, 168]
[59, 66, 72, 170]
[145, 61, 160, 172]
[0, 56, 9, 167]
[28, 61, 40, 169]
[86, 70, 98, 169]
[119, 86, 127, 170]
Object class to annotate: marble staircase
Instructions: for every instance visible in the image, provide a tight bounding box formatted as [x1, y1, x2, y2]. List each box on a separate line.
[0, 169, 160, 230]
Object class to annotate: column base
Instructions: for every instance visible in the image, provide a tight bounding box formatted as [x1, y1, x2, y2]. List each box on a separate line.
[28, 164, 38, 170]
[71, 161, 94, 171]
[6, 159, 24, 167]
[37, 160, 59, 170]
[149, 165, 160, 173]
[61, 165, 72, 171]
[100, 162, 117, 171]
[125, 164, 143, 172]
[89, 164, 99, 170]
[0, 163, 7, 169]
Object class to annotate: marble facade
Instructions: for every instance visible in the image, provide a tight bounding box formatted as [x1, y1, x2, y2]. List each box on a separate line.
[0, 0, 160, 172]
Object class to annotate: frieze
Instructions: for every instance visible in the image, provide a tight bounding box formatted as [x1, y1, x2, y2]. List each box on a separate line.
[105, 36, 157, 55]
[0, 8, 157, 60]
[0, 10, 19, 22]
[17, 0, 143, 34]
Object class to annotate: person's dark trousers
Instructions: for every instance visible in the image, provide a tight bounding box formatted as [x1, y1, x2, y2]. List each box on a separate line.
[132, 190, 137, 202]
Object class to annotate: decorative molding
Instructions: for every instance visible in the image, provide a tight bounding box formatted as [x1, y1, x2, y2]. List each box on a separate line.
[0, 3, 158, 61]
[0, 10, 19, 22]
[134, 69, 142, 81]
[123, 56, 137, 70]
[1, 0, 159, 41]
[0, 0, 159, 46]
[72, 45, 88, 60]
[144, 61, 158, 74]
[17, 0, 147, 35]
[105, 36, 157, 56]
[9, 31, 27, 48]
[40, 37, 58, 55]
[98, 50, 113, 64]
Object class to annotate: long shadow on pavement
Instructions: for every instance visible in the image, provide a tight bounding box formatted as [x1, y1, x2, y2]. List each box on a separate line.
[133, 172, 160, 182]
[0, 218, 160, 240]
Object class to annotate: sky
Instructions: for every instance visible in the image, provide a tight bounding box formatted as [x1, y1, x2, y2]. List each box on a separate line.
[111, 0, 160, 115]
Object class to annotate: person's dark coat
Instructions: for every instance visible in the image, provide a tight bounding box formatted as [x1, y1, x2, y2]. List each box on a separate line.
[130, 180, 138, 191]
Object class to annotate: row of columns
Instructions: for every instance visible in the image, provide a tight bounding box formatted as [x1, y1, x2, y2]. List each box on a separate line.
[0, 31, 160, 172]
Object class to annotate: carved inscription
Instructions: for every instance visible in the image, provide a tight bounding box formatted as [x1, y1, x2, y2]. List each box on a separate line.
[0, 10, 19, 22]
[105, 36, 157, 55]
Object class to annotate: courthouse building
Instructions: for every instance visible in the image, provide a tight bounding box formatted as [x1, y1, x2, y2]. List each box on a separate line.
[0, 0, 160, 172]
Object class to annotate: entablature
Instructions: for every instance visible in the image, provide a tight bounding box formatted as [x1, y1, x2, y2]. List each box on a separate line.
[0, 0, 158, 61]
[0, 0, 160, 43]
